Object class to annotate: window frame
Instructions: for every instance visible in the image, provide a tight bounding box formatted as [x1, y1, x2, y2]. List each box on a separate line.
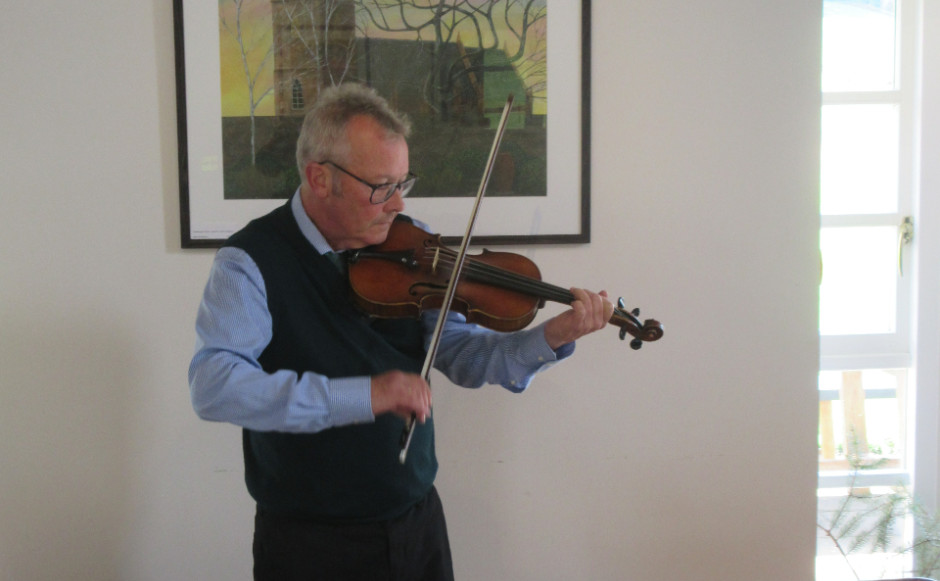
[818, 0, 918, 489]
[819, 0, 915, 374]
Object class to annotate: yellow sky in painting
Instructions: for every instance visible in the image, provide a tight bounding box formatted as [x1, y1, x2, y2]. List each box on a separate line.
[219, 0, 275, 117]
[218, 0, 547, 117]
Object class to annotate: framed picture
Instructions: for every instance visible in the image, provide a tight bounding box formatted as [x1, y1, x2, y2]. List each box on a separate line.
[174, 0, 590, 248]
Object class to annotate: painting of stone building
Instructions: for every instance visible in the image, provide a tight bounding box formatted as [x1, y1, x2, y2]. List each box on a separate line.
[219, 0, 547, 200]
[269, 0, 359, 116]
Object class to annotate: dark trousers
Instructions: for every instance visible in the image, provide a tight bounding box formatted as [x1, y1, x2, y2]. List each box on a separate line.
[252, 487, 454, 581]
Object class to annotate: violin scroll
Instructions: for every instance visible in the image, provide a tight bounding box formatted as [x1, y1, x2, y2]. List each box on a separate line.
[612, 298, 664, 350]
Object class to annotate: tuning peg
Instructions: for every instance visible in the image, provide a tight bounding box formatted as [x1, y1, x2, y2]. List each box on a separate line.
[630, 338, 643, 350]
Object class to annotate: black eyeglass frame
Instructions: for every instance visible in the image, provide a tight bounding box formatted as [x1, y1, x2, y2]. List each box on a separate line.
[317, 160, 418, 205]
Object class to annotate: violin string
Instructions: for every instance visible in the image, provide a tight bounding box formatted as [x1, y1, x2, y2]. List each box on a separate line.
[420, 250, 641, 330]
[406, 247, 645, 334]
[444, 254, 573, 303]
[456, 258, 634, 319]
[421, 247, 574, 304]
[470, 261, 573, 302]
[418, 252, 534, 294]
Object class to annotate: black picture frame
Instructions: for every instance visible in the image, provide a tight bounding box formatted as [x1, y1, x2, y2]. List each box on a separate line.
[174, 0, 590, 248]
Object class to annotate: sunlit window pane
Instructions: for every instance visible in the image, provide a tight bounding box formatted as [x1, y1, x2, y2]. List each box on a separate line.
[818, 369, 905, 462]
[820, 104, 899, 215]
[822, 0, 897, 92]
[820, 226, 897, 335]
[817, 368, 910, 579]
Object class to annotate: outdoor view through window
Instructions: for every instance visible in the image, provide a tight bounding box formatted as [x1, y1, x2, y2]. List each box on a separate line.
[816, 1, 920, 579]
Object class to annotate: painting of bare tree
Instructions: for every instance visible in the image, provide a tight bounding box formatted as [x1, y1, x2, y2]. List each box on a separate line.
[217, 0, 548, 201]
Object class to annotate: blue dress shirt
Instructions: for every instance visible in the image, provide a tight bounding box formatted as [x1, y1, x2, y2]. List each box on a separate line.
[189, 191, 573, 434]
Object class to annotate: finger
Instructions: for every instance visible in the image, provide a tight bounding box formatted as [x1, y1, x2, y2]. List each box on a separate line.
[419, 379, 432, 423]
[575, 287, 611, 330]
[372, 371, 433, 422]
[594, 292, 611, 328]
[588, 293, 603, 328]
[602, 292, 615, 321]
[574, 287, 601, 322]
[590, 296, 605, 329]
[570, 287, 589, 316]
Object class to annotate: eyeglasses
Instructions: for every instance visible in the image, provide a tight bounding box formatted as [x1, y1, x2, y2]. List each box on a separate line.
[317, 160, 418, 205]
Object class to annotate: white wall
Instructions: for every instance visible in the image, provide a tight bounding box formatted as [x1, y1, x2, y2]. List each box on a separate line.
[0, 1, 822, 580]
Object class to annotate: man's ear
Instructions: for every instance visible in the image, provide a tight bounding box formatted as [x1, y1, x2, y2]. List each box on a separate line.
[304, 162, 329, 198]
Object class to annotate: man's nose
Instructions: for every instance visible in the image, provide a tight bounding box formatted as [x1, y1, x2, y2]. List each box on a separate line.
[383, 188, 406, 212]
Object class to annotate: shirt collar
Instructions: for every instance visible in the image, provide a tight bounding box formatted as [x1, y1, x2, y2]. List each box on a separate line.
[290, 189, 335, 255]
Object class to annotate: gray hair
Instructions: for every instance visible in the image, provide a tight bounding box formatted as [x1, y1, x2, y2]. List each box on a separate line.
[295, 83, 412, 181]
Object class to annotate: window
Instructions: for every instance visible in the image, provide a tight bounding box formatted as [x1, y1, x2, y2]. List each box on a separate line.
[291, 78, 305, 111]
[816, 1, 923, 578]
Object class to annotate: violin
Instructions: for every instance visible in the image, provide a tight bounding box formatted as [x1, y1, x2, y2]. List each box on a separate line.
[347, 220, 664, 350]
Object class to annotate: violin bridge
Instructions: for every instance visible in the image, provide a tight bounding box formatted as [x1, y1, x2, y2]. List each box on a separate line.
[431, 247, 441, 274]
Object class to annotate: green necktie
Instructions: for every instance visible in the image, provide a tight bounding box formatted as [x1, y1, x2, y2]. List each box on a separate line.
[326, 251, 346, 275]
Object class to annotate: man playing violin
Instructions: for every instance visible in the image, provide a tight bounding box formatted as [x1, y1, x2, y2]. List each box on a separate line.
[189, 83, 613, 581]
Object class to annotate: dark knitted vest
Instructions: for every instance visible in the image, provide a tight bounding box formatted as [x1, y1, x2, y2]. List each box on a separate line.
[224, 201, 437, 522]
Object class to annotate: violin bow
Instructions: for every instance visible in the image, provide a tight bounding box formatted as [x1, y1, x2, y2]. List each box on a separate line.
[399, 94, 516, 464]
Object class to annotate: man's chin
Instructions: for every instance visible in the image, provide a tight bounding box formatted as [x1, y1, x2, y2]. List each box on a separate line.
[364, 223, 393, 246]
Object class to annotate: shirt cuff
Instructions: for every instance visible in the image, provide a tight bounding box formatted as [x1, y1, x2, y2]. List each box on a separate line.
[327, 376, 374, 426]
[530, 321, 575, 363]
[553, 340, 576, 360]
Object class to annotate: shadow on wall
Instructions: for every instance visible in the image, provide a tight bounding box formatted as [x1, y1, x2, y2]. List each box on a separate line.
[0, 308, 140, 580]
